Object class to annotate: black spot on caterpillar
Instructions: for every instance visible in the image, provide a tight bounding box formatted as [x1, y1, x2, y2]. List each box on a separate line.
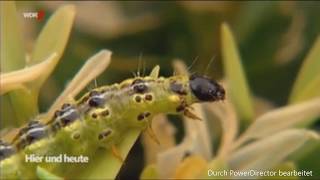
[98, 129, 112, 140]
[0, 70, 225, 179]
[137, 112, 151, 121]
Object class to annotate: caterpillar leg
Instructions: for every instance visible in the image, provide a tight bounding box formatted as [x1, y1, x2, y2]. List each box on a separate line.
[184, 108, 202, 121]
[111, 145, 124, 163]
[145, 122, 160, 145]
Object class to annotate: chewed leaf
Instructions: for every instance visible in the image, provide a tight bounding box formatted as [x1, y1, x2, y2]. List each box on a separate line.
[149, 65, 160, 78]
[0, 53, 57, 95]
[221, 23, 254, 126]
[206, 100, 238, 159]
[36, 166, 63, 180]
[30, 5, 75, 90]
[157, 135, 210, 177]
[289, 36, 320, 104]
[157, 138, 195, 178]
[142, 114, 176, 164]
[0, 1, 25, 72]
[182, 104, 212, 160]
[229, 129, 319, 173]
[234, 98, 320, 147]
[172, 59, 212, 160]
[45, 50, 111, 122]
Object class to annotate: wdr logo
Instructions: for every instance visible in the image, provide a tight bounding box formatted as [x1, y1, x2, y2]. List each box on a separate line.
[23, 10, 45, 21]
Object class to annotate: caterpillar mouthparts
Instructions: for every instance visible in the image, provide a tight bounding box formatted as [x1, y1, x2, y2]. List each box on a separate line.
[0, 69, 225, 179]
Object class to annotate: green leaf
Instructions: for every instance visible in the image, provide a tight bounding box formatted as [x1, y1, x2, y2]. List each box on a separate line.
[30, 5, 75, 91]
[0, 4, 75, 126]
[12, 91, 38, 123]
[229, 129, 319, 174]
[289, 36, 320, 104]
[72, 129, 141, 179]
[221, 23, 254, 127]
[0, 1, 25, 72]
[45, 50, 111, 122]
[296, 143, 320, 179]
[0, 1, 37, 126]
[0, 90, 38, 127]
[292, 76, 320, 105]
[233, 98, 320, 147]
[37, 166, 63, 180]
[0, 53, 57, 95]
[0, 52, 57, 126]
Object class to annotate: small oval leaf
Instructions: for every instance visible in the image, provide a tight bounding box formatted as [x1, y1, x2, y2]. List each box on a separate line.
[221, 23, 254, 126]
[0, 1, 25, 72]
[234, 98, 320, 147]
[30, 5, 76, 90]
[46, 50, 111, 122]
[229, 129, 319, 174]
[0, 53, 57, 95]
[290, 36, 320, 104]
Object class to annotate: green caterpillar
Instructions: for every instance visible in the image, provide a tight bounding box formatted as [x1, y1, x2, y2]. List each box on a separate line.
[0, 67, 225, 179]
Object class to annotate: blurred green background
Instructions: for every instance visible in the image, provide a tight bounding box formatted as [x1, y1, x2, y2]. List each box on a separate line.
[7, 1, 320, 179]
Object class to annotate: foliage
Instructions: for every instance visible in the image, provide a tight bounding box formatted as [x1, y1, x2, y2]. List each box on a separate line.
[1, 1, 319, 179]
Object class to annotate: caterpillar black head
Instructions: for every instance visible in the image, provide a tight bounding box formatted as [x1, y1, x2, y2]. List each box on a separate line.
[189, 75, 225, 102]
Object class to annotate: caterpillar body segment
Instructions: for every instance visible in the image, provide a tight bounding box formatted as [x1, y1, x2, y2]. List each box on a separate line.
[0, 71, 225, 179]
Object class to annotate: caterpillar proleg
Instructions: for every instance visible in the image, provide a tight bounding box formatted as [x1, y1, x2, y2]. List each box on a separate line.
[0, 65, 225, 179]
